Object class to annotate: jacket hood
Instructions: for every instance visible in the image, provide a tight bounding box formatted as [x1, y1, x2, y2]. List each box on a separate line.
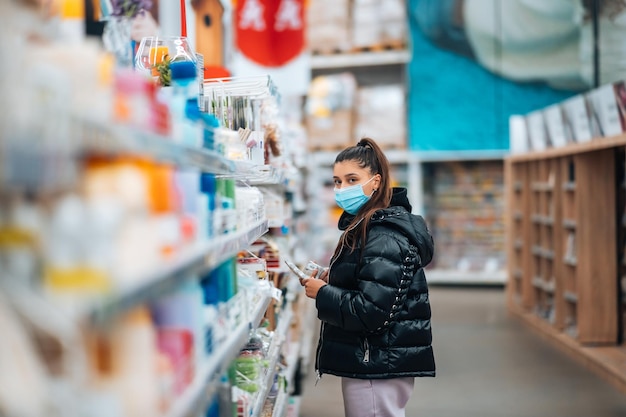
[337, 187, 434, 266]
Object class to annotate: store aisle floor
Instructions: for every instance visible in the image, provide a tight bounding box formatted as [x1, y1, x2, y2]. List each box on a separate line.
[297, 286, 626, 417]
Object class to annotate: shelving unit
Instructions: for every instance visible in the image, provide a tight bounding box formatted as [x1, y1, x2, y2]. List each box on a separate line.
[166, 290, 272, 417]
[508, 139, 620, 343]
[310, 50, 410, 70]
[506, 133, 626, 391]
[0, 55, 313, 415]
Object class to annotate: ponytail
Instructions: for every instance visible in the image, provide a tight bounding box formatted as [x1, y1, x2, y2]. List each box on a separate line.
[332, 137, 392, 257]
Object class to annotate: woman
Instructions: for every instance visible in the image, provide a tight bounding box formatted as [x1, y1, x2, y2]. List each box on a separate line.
[301, 138, 435, 417]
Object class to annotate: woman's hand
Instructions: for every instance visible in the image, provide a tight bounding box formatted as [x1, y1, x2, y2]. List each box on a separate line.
[317, 268, 329, 283]
[302, 277, 327, 299]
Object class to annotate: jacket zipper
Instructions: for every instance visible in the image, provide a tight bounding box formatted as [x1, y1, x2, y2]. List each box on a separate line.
[315, 241, 348, 384]
[363, 337, 370, 363]
[315, 323, 324, 386]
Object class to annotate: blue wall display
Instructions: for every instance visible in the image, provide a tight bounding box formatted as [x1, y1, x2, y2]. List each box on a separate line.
[406, 0, 580, 151]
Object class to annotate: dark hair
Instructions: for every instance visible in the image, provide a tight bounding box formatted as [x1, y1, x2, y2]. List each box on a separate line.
[332, 137, 392, 257]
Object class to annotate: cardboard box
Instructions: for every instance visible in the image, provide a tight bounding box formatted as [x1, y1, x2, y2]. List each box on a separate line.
[306, 109, 354, 150]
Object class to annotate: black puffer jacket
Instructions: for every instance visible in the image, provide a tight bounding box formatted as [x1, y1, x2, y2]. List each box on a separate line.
[315, 188, 435, 379]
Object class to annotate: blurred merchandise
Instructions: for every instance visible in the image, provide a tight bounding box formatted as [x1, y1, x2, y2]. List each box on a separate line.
[307, 0, 408, 53]
[424, 161, 505, 272]
[354, 84, 406, 149]
[350, 0, 382, 49]
[305, 73, 357, 150]
[306, 0, 351, 54]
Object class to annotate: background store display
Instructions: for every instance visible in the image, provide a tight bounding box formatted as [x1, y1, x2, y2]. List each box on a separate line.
[506, 78, 626, 394]
[0, 3, 313, 416]
[306, 0, 407, 54]
[512, 79, 626, 152]
[423, 160, 505, 272]
[305, 73, 357, 151]
[407, 0, 626, 152]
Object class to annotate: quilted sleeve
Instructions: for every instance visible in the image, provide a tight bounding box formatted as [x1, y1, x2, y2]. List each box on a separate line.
[316, 229, 411, 332]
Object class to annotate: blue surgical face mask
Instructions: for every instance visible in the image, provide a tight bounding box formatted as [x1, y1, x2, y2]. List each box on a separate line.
[334, 176, 376, 215]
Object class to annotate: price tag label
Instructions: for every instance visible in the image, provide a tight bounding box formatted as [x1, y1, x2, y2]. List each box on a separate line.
[271, 287, 283, 302]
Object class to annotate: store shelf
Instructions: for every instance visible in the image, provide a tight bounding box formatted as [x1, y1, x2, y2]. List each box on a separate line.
[165, 289, 272, 417]
[250, 304, 294, 417]
[297, 300, 318, 371]
[508, 133, 626, 162]
[284, 342, 301, 390]
[426, 269, 506, 285]
[229, 161, 284, 184]
[310, 149, 508, 166]
[416, 149, 508, 162]
[563, 219, 577, 229]
[88, 219, 269, 325]
[81, 120, 237, 174]
[310, 149, 418, 166]
[310, 50, 411, 69]
[270, 388, 289, 417]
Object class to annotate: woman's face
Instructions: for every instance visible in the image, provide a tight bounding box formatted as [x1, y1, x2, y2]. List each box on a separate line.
[333, 160, 380, 195]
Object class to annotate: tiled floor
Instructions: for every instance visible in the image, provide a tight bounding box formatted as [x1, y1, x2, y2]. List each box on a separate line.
[297, 286, 626, 417]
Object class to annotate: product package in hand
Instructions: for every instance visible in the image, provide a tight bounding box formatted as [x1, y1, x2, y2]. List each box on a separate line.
[285, 260, 327, 284]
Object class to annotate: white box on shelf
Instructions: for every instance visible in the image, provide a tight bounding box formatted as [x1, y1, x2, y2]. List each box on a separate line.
[585, 84, 623, 138]
[509, 115, 529, 154]
[526, 110, 549, 151]
[544, 104, 568, 148]
[562, 95, 593, 143]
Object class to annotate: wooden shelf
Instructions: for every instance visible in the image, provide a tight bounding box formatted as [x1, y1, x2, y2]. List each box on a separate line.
[507, 146, 618, 344]
[532, 276, 556, 293]
[507, 112, 623, 395]
[507, 133, 626, 162]
[564, 291, 579, 303]
[531, 245, 554, 259]
[532, 182, 554, 192]
[531, 214, 554, 226]
[563, 182, 577, 192]
[563, 219, 577, 229]
[510, 309, 626, 395]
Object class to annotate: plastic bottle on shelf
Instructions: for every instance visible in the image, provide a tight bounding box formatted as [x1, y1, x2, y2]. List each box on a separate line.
[174, 169, 200, 245]
[150, 278, 206, 369]
[57, 0, 85, 44]
[200, 173, 217, 239]
[156, 327, 194, 396]
[200, 112, 221, 151]
[216, 178, 237, 235]
[108, 307, 161, 417]
[169, 60, 202, 146]
[44, 193, 112, 314]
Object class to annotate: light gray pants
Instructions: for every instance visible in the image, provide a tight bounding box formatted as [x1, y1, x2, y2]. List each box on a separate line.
[341, 377, 415, 417]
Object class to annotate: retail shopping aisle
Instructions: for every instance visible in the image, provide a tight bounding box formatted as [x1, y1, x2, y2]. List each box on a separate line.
[297, 286, 626, 417]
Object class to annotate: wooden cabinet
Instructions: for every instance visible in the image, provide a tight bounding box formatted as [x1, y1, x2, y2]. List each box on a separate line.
[506, 137, 625, 346]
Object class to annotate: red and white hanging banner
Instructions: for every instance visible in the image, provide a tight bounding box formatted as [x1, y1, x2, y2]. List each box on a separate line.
[235, 0, 306, 67]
